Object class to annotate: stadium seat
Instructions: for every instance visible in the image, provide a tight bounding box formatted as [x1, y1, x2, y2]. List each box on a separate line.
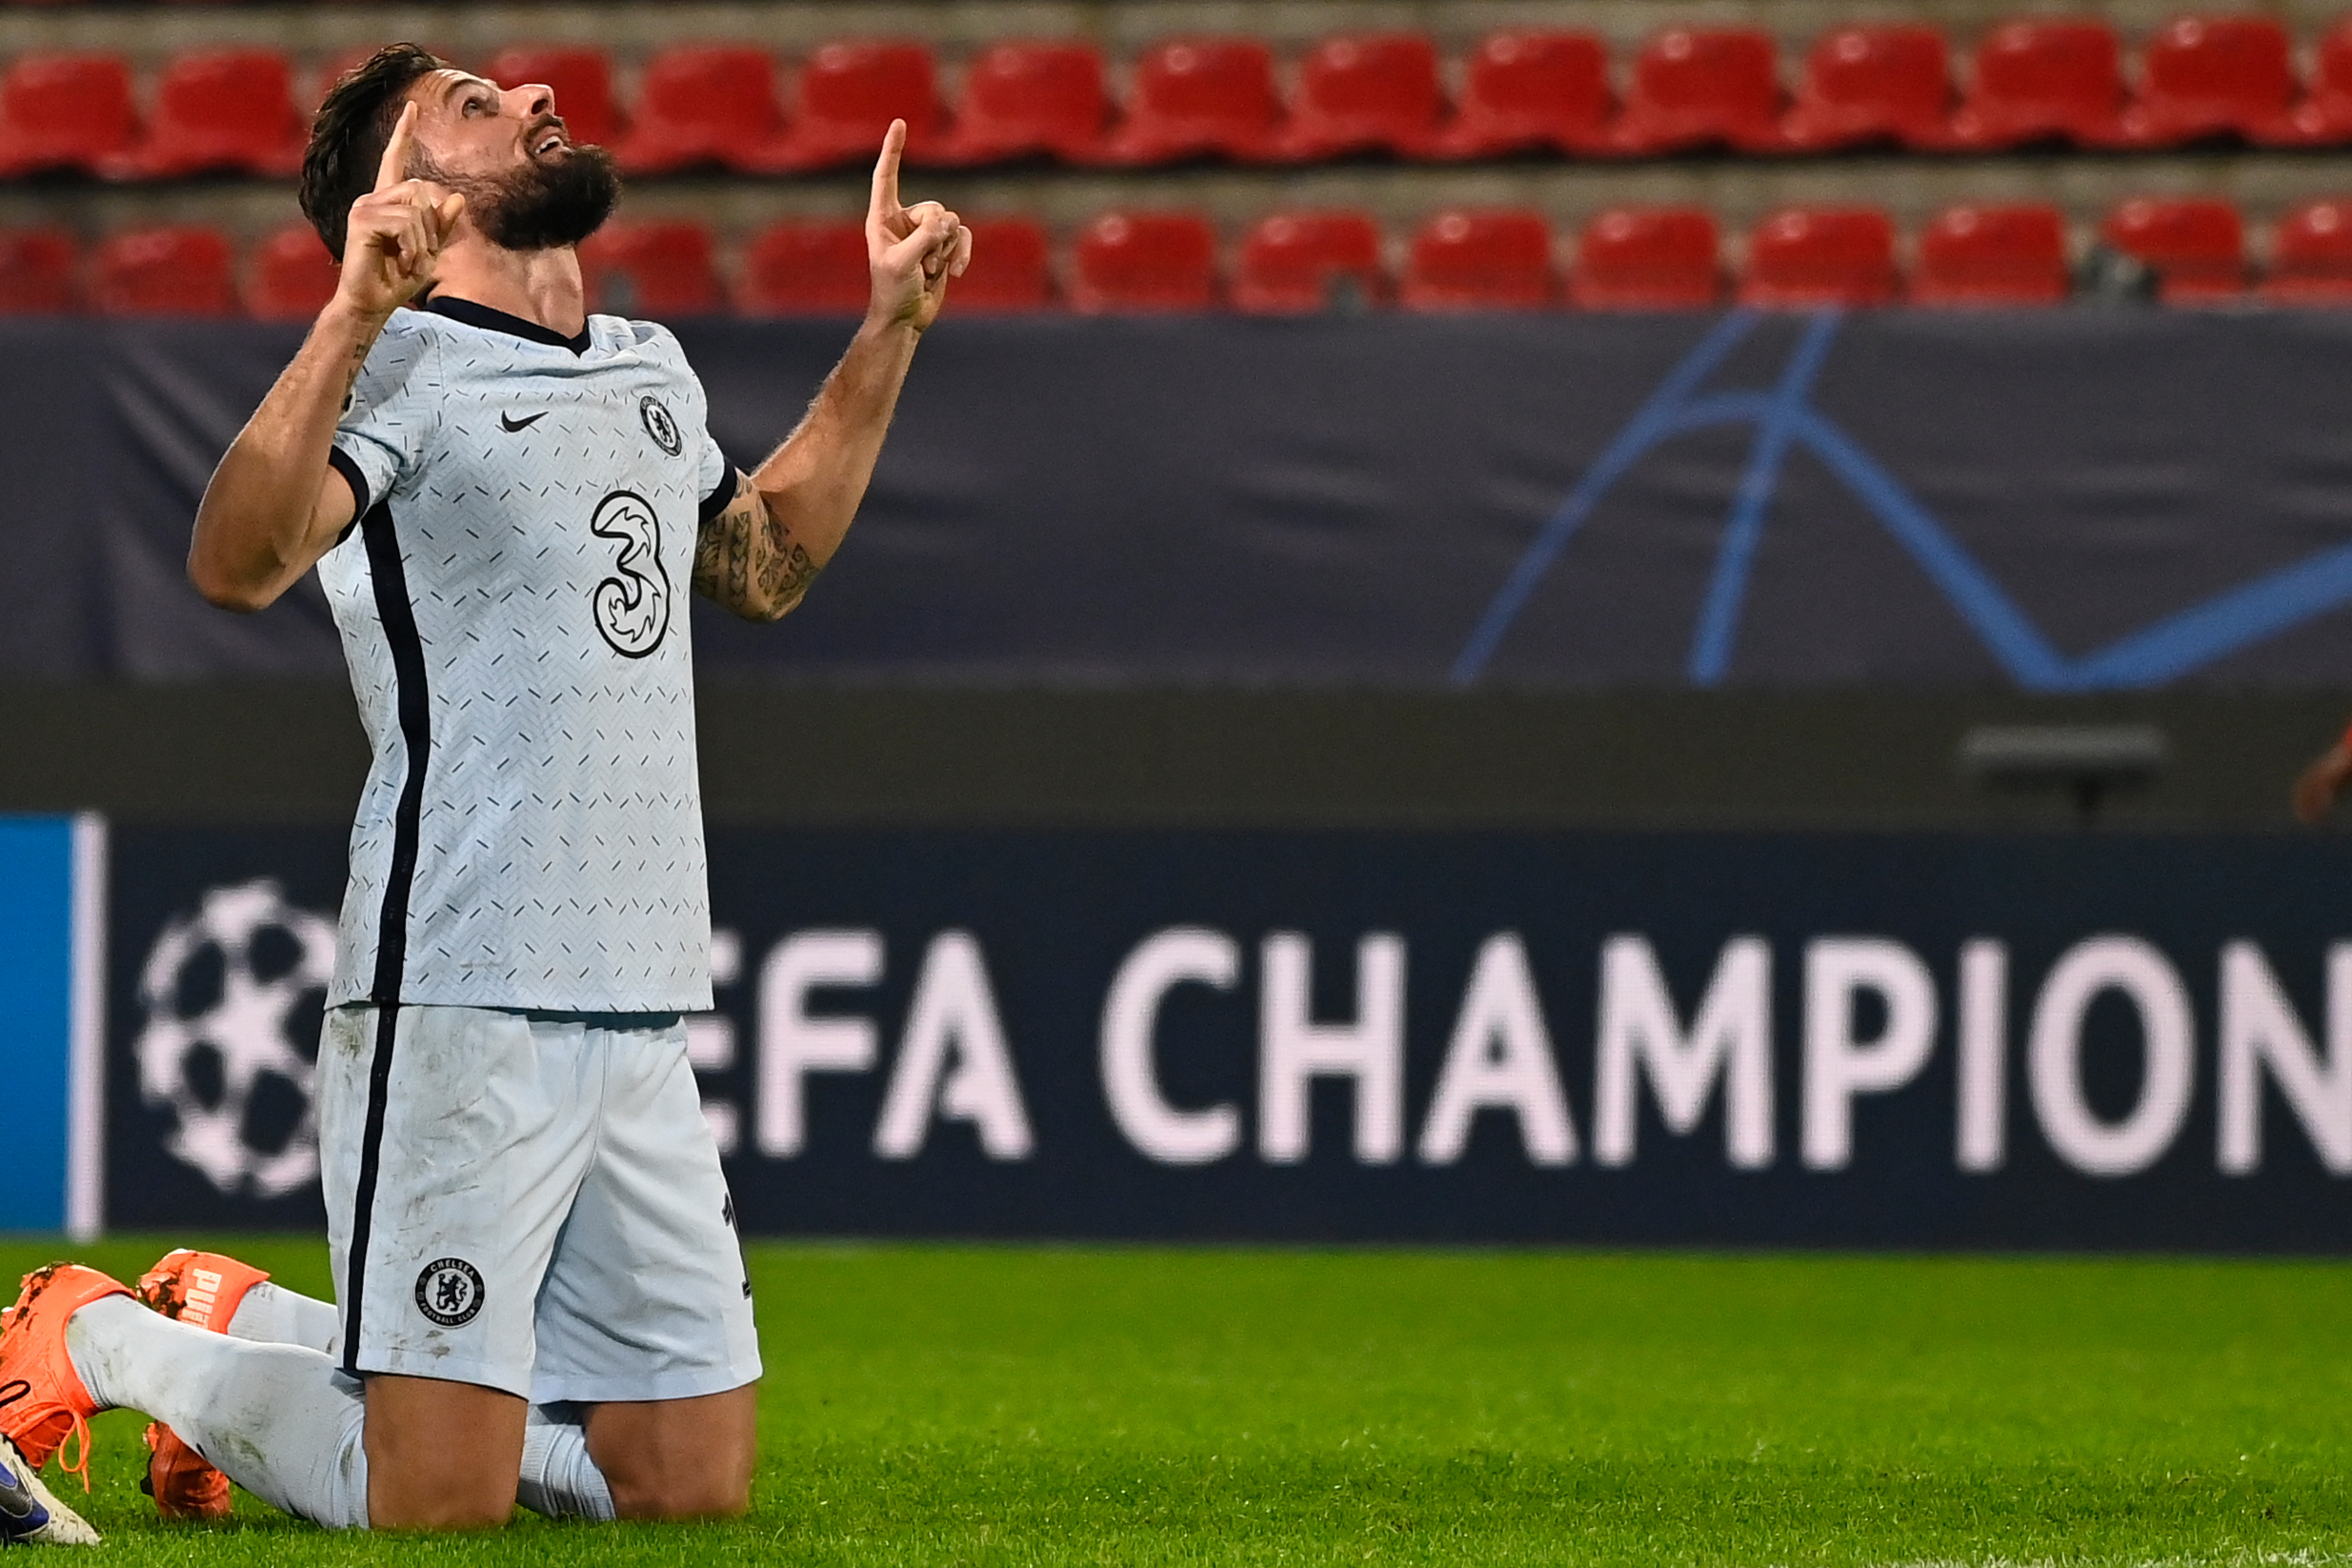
[245, 223, 338, 321]
[2291, 17, 2352, 145]
[0, 228, 75, 312]
[613, 46, 786, 174]
[1739, 207, 1898, 308]
[736, 219, 869, 315]
[2101, 196, 2243, 301]
[1399, 209, 1555, 311]
[750, 40, 945, 173]
[1947, 20, 2127, 149]
[1095, 38, 1280, 165]
[939, 40, 1107, 165]
[579, 221, 724, 317]
[1068, 211, 1218, 312]
[1268, 32, 1444, 162]
[2262, 198, 2352, 303]
[1433, 30, 1613, 159]
[1233, 210, 1385, 312]
[113, 49, 305, 179]
[1569, 207, 1720, 310]
[487, 48, 622, 148]
[1909, 203, 2069, 307]
[89, 226, 234, 316]
[948, 216, 1053, 312]
[1611, 29, 1785, 155]
[2122, 15, 2299, 147]
[0, 52, 136, 177]
[1781, 25, 1956, 151]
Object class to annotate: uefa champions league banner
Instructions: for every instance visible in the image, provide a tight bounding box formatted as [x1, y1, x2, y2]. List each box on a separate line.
[18, 310, 2352, 688]
[90, 824, 2352, 1251]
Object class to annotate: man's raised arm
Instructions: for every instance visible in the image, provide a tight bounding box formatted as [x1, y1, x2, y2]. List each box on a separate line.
[188, 102, 462, 613]
[693, 119, 970, 622]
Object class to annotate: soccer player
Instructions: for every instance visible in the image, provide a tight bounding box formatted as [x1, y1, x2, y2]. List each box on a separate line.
[0, 43, 969, 1536]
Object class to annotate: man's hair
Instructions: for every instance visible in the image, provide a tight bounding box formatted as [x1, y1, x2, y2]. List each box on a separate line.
[300, 43, 445, 261]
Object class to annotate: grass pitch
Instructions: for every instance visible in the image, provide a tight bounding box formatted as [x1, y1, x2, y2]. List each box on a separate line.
[0, 1239, 2348, 1565]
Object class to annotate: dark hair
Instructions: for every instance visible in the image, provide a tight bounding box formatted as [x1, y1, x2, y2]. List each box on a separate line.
[300, 43, 445, 261]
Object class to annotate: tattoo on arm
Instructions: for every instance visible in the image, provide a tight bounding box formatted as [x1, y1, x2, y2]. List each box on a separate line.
[693, 470, 824, 620]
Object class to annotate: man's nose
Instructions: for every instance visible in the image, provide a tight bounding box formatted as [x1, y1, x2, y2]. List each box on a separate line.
[504, 82, 554, 120]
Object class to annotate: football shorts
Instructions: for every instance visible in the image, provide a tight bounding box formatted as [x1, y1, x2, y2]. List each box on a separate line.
[317, 1003, 762, 1404]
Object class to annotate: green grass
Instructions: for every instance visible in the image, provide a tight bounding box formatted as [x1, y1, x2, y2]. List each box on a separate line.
[1, 1237, 2349, 1564]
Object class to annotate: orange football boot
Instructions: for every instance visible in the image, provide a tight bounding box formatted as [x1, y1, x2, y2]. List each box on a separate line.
[0, 1264, 130, 1491]
[132, 1250, 271, 1523]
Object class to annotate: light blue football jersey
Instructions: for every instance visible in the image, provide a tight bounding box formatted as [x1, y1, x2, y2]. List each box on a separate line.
[316, 295, 734, 1013]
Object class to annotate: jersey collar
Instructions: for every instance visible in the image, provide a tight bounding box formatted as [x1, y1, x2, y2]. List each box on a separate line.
[424, 294, 593, 355]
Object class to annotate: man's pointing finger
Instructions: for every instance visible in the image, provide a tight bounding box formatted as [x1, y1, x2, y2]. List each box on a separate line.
[375, 100, 419, 194]
[868, 119, 907, 224]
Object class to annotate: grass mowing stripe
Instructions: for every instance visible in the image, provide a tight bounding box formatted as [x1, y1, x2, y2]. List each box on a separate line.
[0, 1238, 2347, 1565]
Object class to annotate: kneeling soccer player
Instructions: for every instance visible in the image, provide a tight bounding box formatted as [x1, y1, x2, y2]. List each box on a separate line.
[0, 42, 968, 1535]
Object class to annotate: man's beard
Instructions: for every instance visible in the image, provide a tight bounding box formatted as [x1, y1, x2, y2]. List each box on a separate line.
[415, 140, 620, 251]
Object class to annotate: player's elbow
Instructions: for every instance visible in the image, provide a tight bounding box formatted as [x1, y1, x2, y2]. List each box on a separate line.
[187, 553, 275, 613]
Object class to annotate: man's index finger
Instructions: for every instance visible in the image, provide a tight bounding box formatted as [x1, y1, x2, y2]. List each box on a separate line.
[869, 119, 906, 220]
[375, 100, 418, 193]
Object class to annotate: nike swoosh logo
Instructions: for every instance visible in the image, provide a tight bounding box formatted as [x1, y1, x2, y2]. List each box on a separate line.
[499, 412, 546, 432]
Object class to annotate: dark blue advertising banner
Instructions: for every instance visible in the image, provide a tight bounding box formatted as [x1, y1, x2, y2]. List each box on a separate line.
[100, 825, 2352, 1251]
[19, 311, 2352, 689]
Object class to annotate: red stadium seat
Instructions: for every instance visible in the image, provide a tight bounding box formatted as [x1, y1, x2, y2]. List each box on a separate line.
[1739, 207, 1898, 308]
[0, 228, 75, 312]
[113, 49, 305, 179]
[736, 219, 868, 315]
[1400, 209, 1555, 312]
[1781, 25, 1956, 151]
[89, 226, 234, 316]
[1069, 211, 1217, 312]
[1612, 29, 1785, 155]
[1269, 32, 1444, 162]
[613, 47, 785, 175]
[0, 52, 136, 176]
[1570, 208, 1720, 310]
[245, 223, 338, 321]
[2292, 17, 2352, 145]
[1910, 204, 2070, 307]
[750, 40, 944, 173]
[948, 216, 1052, 312]
[1947, 20, 2127, 149]
[1233, 210, 1385, 312]
[486, 48, 621, 148]
[1434, 30, 1612, 159]
[2124, 15, 2300, 147]
[940, 40, 1107, 165]
[2101, 196, 2243, 300]
[1096, 38, 1280, 165]
[2262, 198, 2352, 303]
[579, 221, 724, 317]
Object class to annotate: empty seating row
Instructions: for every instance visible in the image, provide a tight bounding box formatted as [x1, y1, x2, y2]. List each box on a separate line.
[16, 16, 2352, 180]
[8, 195, 2349, 317]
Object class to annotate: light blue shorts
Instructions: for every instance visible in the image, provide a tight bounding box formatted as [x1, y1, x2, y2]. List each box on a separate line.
[316, 1003, 762, 1404]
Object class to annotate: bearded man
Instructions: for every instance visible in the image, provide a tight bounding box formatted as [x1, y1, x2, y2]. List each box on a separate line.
[0, 42, 968, 1538]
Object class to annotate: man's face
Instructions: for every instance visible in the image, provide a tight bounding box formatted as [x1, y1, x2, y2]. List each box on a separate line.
[401, 67, 619, 251]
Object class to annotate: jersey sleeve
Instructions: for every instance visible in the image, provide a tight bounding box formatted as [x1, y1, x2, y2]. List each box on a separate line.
[329, 321, 441, 521]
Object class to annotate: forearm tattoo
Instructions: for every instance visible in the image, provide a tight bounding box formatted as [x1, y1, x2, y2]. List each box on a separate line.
[693, 471, 824, 620]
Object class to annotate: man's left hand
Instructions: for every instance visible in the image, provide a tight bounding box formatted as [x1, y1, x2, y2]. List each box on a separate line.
[866, 119, 972, 333]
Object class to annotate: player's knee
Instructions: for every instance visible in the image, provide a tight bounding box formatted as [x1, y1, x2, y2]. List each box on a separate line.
[609, 1472, 751, 1522]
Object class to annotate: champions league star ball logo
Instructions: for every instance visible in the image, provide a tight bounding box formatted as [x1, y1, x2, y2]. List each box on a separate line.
[134, 880, 336, 1199]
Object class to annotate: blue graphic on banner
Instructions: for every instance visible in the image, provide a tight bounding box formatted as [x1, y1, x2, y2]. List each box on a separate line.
[1455, 311, 2352, 691]
[0, 817, 73, 1233]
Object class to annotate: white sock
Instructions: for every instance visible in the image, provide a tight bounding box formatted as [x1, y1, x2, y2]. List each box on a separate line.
[66, 1297, 368, 1529]
[518, 1409, 615, 1522]
[212, 1281, 614, 1525]
[226, 1282, 340, 1357]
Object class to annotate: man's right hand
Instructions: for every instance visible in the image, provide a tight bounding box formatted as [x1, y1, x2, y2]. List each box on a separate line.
[337, 101, 465, 321]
